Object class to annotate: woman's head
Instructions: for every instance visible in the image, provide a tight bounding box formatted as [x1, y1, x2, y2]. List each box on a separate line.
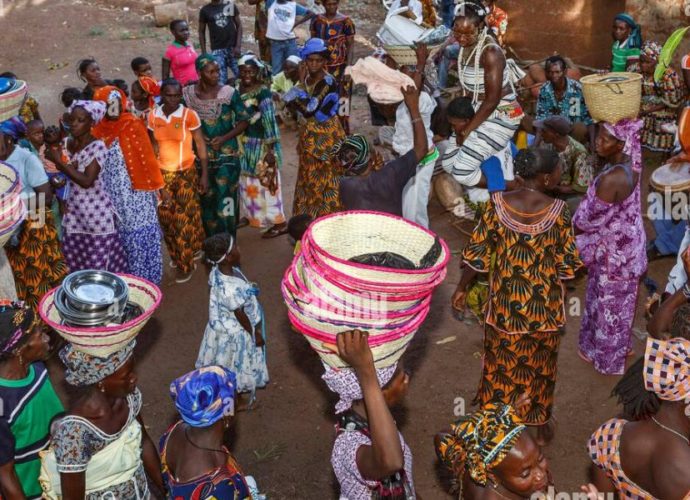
[437, 404, 549, 495]
[446, 96, 475, 137]
[595, 126, 625, 159]
[68, 100, 107, 138]
[545, 56, 567, 86]
[0, 116, 27, 146]
[204, 232, 239, 267]
[287, 213, 313, 242]
[160, 79, 182, 109]
[639, 41, 662, 76]
[514, 147, 562, 189]
[170, 365, 237, 428]
[238, 54, 267, 87]
[612, 356, 661, 421]
[77, 58, 101, 84]
[334, 135, 372, 176]
[0, 301, 50, 366]
[321, 361, 404, 413]
[59, 340, 137, 396]
[453, 1, 487, 47]
[300, 38, 329, 75]
[170, 19, 190, 43]
[130, 80, 148, 103]
[196, 54, 221, 86]
[323, 0, 339, 16]
[612, 13, 642, 47]
[283, 56, 301, 81]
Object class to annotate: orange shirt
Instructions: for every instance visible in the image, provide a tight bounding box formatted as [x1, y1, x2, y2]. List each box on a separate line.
[148, 105, 201, 171]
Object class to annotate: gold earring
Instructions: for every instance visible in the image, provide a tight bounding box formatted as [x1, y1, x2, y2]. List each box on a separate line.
[98, 383, 105, 393]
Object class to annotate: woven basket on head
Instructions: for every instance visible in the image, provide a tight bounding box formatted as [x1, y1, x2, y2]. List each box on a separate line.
[383, 45, 441, 66]
[0, 80, 28, 122]
[39, 274, 162, 357]
[581, 72, 642, 124]
[305, 211, 449, 289]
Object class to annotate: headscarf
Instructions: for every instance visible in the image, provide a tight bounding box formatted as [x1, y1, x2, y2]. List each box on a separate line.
[641, 40, 662, 62]
[170, 365, 237, 427]
[68, 100, 107, 124]
[602, 118, 644, 172]
[301, 38, 329, 59]
[59, 340, 135, 386]
[437, 403, 526, 487]
[0, 301, 36, 356]
[329, 134, 372, 176]
[91, 85, 164, 191]
[138, 76, 161, 109]
[321, 362, 398, 414]
[0, 116, 27, 141]
[196, 54, 218, 73]
[644, 337, 690, 403]
[285, 55, 302, 66]
[238, 53, 265, 69]
[614, 13, 642, 49]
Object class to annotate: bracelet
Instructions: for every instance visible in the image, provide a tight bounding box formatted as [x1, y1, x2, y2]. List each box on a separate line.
[683, 283, 690, 300]
[411, 117, 423, 124]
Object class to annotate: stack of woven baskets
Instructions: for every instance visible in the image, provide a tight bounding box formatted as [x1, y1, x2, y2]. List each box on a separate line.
[282, 211, 449, 369]
[0, 79, 27, 122]
[0, 161, 26, 247]
[39, 274, 162, 357]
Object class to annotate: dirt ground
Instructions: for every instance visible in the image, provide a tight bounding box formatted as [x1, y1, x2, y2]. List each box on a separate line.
[1, 0, 679, 498]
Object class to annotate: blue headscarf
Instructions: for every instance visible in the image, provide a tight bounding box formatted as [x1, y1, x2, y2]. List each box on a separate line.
[614, 13, 642, 49]
[170, 366, 237, 427]
[0, 116, 27, 141]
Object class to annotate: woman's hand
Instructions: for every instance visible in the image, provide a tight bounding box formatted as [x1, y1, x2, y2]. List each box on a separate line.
[336, 330, 375, 375]
[298, 61, 308, 83]
[209, 137, 224, 151]
[580, 484, 601, 500]
[44, 146, 64, 168]
[198, 171, 209, 195]
[415, 43, 429, 68]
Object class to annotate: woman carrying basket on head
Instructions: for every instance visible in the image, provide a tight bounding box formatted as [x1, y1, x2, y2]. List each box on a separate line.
[440, 1, 524, 195]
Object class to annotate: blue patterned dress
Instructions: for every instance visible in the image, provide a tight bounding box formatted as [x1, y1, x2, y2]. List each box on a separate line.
[195, 267, 268, 399]
[101, 140, 163, 285]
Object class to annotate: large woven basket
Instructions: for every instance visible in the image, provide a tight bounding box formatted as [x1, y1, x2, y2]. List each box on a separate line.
[39, 274, 162, 357]
[305, 211, 449, 289]
[0, 80, 28, 122]
[581, 72, 642, 124]
[384, 45, 441, 66]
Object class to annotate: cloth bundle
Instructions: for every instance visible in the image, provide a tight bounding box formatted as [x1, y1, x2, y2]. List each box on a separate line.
[346, 57, 415, 104]
[281, 211, 449, 369]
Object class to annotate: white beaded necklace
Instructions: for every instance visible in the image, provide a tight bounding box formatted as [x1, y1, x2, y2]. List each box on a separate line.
[458, 26, 490, 105]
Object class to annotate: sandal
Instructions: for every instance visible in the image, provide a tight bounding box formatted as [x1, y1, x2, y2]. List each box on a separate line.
[237, 217, 250, 229]
[261, 224, 288, 239]
[577, 349, 593, 364]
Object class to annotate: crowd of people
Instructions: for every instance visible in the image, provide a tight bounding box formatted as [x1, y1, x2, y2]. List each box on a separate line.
[2, 0, 690, 498]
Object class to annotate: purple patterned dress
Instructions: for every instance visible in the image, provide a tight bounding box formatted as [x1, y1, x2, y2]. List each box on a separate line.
[573, 162, 647, 375]
[61, 140, 129, 273]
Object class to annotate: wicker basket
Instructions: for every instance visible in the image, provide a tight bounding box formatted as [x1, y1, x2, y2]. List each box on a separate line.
[0, 80, 28, 122]
[39, 274, 162, 357]
[581, 72, 642, 124]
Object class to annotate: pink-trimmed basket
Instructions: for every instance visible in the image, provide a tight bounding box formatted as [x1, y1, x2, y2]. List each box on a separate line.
[39, 274, 162, 357]
[0, 161, 26, 246]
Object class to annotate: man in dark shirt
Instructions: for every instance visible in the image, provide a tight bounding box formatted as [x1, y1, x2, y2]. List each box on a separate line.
[199, 0, 242, 84]
[338, 85, 429, 217]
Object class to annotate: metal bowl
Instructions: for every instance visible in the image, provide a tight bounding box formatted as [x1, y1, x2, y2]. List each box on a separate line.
[62, 270, 129, 313]
[54, 288, 120, 327]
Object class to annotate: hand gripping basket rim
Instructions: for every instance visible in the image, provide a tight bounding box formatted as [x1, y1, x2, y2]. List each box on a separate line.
[38, 274, 162, 340]
[304, 210, 450, 280]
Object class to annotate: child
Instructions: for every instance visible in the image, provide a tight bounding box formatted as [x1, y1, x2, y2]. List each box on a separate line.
[196, 233, 268, 408]
[163, 20, 199, 86]
[129, 80, 152, 121]
[131, 56, 161, 109]
[58, 88, 82, 137]
[287, 213, 312, 254]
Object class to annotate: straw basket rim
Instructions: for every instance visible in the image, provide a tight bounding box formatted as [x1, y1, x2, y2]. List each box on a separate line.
[38, 273, 162, 336]
[0, 161, 20, 197]
[305, 210, 450, 276]
[0, 81, 28, 122]
[580, 71, 643, 85]
[383, 44, 442, 65]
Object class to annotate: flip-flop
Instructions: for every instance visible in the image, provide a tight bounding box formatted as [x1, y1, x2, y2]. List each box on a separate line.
[237, 217, 250, 229]
[261, 225, 288, 239]
[577, 349, 593, 364]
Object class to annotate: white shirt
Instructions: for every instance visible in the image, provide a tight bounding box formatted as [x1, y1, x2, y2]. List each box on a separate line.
[267, 0, 306, 40]
[386, 0, 423, 25]
[392, 91, 436, 156]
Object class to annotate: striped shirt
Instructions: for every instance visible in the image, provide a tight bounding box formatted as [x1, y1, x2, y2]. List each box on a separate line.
[0, 362, 64, 499]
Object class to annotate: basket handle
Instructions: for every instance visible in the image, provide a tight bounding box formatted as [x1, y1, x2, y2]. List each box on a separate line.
[605, 83, 624, 95]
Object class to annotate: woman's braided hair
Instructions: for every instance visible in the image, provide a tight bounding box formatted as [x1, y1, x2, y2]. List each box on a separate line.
[514, 147, 561, 180]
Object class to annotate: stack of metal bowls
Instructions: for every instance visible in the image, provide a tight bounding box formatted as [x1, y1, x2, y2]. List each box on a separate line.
[55, 271, 129, 327]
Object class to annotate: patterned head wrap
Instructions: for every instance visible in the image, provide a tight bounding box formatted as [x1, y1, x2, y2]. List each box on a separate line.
[644, 337, 690, 403]
[437, 403, 526, 487]
[59, 340, 135, 386]
[614, 13, 642, 49]
[68, 100, 107, 124]
[0, 116, 27, 141]
[170, 366, 237, 427]
[329, 134, 372, 176]
[602, 118, 643, 172]
[321, 362, 398, 414]
[0, 301, 36, 356]
[641, 41, 662, 62]
[195, 54, 218, 73]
